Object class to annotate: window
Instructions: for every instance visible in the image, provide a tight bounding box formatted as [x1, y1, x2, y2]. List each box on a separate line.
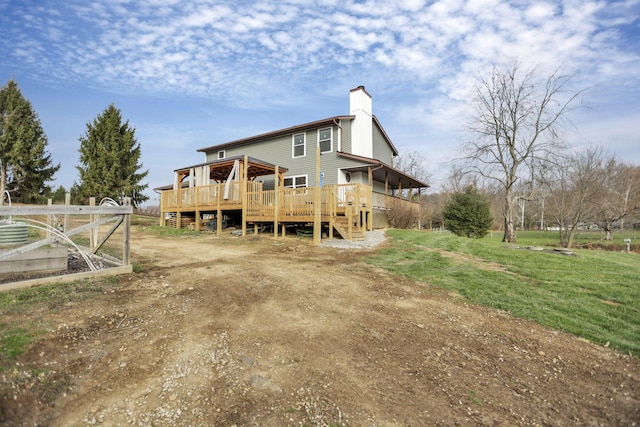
[292, 133, 305, 158]
[283, 175, 307, 188]
[218, 150, 225, 160]
[318, 127, 332, 153]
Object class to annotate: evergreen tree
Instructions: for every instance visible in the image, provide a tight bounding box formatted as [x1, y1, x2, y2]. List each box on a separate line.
[442, 186, 493, 238]
[76, 104, 149, 207]
[48, 185, 68, 203]
[0, 79, 60, 204]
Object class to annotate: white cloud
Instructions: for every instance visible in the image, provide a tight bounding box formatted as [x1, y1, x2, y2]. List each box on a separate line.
[2, 0, 634, 107]
[1, 0, 639, 191]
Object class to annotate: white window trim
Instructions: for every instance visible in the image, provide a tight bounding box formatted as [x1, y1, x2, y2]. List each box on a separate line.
[217, 150, 225, 160]
[318, 127, 333, 154]
[292, 132, 306, 158]
[283, 174, 308, 188]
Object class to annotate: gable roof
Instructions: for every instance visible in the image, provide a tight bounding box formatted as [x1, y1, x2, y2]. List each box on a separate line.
[197, 114, 399, 156]
[197, 116, 354, 153]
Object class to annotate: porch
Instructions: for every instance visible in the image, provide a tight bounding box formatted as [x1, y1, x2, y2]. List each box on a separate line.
[157, 155, 423, 242]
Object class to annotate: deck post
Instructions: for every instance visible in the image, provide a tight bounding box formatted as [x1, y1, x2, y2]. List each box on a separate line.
[176, 174, 182, 229]
[417, 187, 422, 230]
[216, 183, 222, 235]
[329, 186, 334, 239]
[313, 147, 321, 245]
[241, 155, 248, 237]
[195, 186, 200, 231]
[273, 166, 279, 239]
[385, 173, 389, 212]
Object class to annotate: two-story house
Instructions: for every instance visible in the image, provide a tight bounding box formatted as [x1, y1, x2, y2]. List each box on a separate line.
[158, 86, 429, 241]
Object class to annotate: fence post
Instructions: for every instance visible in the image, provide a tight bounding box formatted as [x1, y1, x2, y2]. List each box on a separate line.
[47, 198, 53, 238]
[64, 192, 71, 232]
[89, 197, 96, 251]
[123, 197, 131, 265]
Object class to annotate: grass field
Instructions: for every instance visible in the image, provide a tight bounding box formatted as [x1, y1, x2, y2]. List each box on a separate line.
[367, 229, 640, 356]
[507, 229, 638, 250]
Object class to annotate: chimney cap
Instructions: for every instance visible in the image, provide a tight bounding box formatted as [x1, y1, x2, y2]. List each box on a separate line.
[350, 85, 371, 97]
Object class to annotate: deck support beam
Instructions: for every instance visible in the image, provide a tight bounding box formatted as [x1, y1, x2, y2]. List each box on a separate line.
[241, 155, 248, 237]
[313, 147, 321, 245]
[273, 165, 279, 239]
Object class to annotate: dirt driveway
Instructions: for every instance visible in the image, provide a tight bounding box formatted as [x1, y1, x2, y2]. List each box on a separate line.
[2, 228, 639, 426]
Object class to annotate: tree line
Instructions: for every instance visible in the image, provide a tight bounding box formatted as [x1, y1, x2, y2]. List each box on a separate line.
[395, 63, 639, 247]
[0, 79, 148, 207]
[420, 152, 640, 248]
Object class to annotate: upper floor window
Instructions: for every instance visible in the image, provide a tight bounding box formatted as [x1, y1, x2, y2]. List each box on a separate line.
[292, 133, 306, 158]
[283, 174, 307, 188]
[218, 150, 225, 160]
[318, 127, 332, 154]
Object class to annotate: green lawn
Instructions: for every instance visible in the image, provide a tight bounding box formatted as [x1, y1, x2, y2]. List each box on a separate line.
[366, 229, 640, 356]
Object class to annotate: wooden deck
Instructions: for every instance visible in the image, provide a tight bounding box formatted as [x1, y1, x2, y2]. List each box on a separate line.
[160, 182, 375, 240]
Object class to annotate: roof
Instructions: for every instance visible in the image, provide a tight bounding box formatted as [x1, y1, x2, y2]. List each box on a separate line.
[337, 152, 430, 189]
[178, 155, 286, 179]
[197, 114, 399, 157]
[197, 116, 355, 153]
[153, 156, 287, 190]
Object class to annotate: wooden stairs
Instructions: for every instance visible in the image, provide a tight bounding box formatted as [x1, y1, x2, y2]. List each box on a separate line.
[332, 215, 367, 241]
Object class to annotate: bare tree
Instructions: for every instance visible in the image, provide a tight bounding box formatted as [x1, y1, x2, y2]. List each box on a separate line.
[393, 150, 431, 188]
[541, 147, 604, 248]
[462, 63, 581, 242]
[442, 165, 478, 194]
[390, 150, 432, 228]
[593, 161, 640, 240]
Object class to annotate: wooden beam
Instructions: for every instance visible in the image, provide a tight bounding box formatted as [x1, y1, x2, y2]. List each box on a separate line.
[47, 199, 53, 238]
[0, 265, 133, 292]
[418, 188, 422, 230]
[385, 172, 389, 209]
[0, 205, 133, 215]
[273, 165, 279, 239]
[216, 182, 223, 235]
[92, 216, 123, 254]
[241, 155, 248, 237]
[64, 192, 71, 232]
[313, 146, 321, 245]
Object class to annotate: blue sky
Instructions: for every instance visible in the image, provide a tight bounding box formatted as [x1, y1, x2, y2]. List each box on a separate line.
[1, 0, 639, 205]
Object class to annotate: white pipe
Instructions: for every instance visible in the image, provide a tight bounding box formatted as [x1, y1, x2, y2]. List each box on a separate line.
[1, 218, 97, 271]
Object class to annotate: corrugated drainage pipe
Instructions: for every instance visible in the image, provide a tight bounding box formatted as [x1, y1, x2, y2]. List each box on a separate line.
[0, 220, 29, 246]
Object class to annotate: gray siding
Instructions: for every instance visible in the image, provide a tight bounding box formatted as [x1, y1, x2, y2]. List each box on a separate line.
[200, 117, 395, 191]
[206, 126, 342, 187]
[372, 125, 394, 164]
[340, 119, 352, 153]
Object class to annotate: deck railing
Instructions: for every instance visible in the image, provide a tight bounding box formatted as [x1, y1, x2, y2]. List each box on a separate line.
[161, 182, 245, 210]
[372, 191, 420, 213]
[246, 186, 335, 217]
[161, 182, 373, 219]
